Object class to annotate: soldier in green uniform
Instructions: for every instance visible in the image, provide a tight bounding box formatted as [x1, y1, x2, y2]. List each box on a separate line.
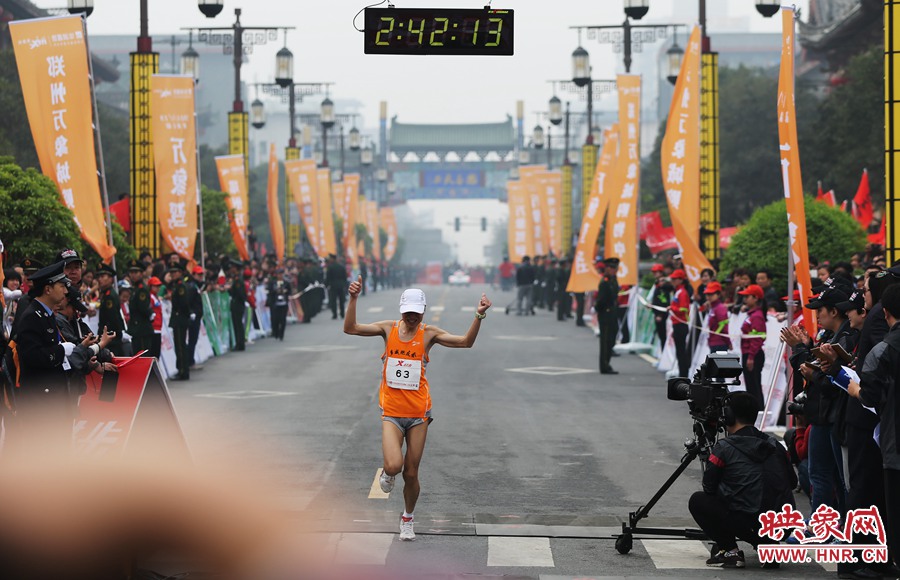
[595, 257, 620, 375]
[96, 263, 125, 356]
[126, 259, 153, 356]
[168, 263, 191, 380]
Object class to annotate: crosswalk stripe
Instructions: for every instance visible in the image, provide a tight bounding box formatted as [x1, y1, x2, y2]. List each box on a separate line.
[431, 306, 445, 312]
[641, 539, 712, 569]
[461, 306, 475, 312]
[333, 532, 394, 565]
[367, 306, 385, 313]
[487, 536, 554, 567]
[368, 468, 390, 499]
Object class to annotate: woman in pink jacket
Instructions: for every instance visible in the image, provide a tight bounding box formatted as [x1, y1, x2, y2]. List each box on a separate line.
[739, 284, 767, 409]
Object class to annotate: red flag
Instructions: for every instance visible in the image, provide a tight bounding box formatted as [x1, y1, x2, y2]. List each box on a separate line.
[816, 181, 824, 201]
[109, 197, 131, 233]
[840, 199, 848, 212]
[852, 168, 873, 229]
[869, 218, 886, 245]
[823, 189, 837, 207]
[719, 226, 739, 250]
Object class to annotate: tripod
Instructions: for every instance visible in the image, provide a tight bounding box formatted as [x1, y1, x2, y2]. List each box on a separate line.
[614, 420, 719, 554]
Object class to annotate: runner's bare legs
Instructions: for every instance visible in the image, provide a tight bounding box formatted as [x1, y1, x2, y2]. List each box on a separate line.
[381, 420, 428, 514]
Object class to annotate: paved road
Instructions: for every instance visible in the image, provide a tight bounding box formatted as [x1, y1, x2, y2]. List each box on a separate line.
[166, 284, 833, 578]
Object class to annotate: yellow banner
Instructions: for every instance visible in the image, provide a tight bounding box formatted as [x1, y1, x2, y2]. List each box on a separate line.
[149, 74, 198, 263]
[567, 128, 618, 292]
[10, 15, 116, 263]
[778, 7, 816, 337]
[285, 159, 321, 257]
[317, 169, 338, 258]
[604, 75, 641, 285]
[506, 180, 533, 263]
[266, 143, 285, 262]
[520, 165, 548, 256]
[380, 207, 398, 262]
[538, 170, 564, 256]
[215, 154, 249, 261]
[661, 26, 713, 288]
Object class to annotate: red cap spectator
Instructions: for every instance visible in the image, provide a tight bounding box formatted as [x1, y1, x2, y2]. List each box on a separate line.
[651, 264, 665, 273]
[671, 269, 687, 280]
[703, 281, 723, 294]
[738, 284, 764, 300]
[192, 266, 204, 275]
[148, 276, 162, 286]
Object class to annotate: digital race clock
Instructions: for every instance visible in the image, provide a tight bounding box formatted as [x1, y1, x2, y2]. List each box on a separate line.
[364, 7, 514, 56]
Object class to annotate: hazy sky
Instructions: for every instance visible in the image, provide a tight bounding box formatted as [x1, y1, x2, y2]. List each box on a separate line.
[33, 0, 808, 129]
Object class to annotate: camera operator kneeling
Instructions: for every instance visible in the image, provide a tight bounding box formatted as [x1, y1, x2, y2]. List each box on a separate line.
[689, 392, 797, 569]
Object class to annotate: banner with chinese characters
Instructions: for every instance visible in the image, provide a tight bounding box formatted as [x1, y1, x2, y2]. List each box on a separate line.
[266, 143, 285, 262]
[661, 26, 712, 288]
[215, 154, 249, 261]
[380, 207, 398, 261]
[317, 169, 338, 259]
[778, 6, 816, 336]
[149, 75, 198, 262]
[567, 128, 617, 292]
[506, 180, 533, 263]
[10, 15, 116, 263]
[538, 169, 563, 257]
[604, 75, 641, 285]
[519, 165, 547, 256]
[285, 159, 321, 257]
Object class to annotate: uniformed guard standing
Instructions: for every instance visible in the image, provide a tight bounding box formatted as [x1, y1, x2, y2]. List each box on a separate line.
[4, 261, 75, 456]
[595, 257, 620, 375]
[168, 263, 191, 380]
[228, 260, 247, 351]
[267, 268, 291, 340]
[96, 263, 125, 356]
[186, 266, 205, 371]
[126, 259, 152, 355]
[556, 258, 572, 321]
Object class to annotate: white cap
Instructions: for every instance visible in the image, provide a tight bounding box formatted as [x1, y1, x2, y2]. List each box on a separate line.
[399, 288, 426, 314]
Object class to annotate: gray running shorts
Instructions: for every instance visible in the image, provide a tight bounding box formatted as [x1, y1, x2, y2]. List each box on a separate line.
[383, 412, 433, 434]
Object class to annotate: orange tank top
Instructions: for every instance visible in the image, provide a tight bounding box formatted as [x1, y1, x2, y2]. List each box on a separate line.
[379, 321, 431, 418]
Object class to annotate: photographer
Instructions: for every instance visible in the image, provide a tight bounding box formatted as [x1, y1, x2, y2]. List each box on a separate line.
[689, 392, 796, 569]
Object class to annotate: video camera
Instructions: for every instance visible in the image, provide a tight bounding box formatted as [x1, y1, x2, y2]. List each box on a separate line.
[667, 352, 744, 426]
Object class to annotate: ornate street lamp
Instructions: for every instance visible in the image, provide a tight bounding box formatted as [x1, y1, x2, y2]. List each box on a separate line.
[250, 98, 265, 129]
[387, 180, 397, 196]
[181, 33, 200, 81]
[548, 95, 563, 126]
[572, 46, 591, 88]
[67, 0, 94, 17]
[533, 124, 545, 149]
[349, 126, 361, 151]
[755, 1, 780, 18]
[198, 0, 224, 18]
[275, 45, 293, 88]
[623, 0, 649, 20]
[666, 38, 684, 85]
[320, 98, 335, 129]
[361, 144, 374, 166]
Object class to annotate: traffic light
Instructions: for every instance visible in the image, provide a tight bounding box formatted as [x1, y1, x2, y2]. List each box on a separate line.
[454, 217, 460, 231]
[481, 217, 487, 231]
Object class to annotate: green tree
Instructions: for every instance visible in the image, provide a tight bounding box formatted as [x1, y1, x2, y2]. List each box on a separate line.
[720, 196, 866, 293]
[803, 45, 883, 213]
[355, 222, 372, 257]
[199, 185, 236, 260]
[0, 158, 83, 264]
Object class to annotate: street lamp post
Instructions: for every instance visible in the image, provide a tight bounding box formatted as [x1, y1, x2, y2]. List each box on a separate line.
[320, 97, 335, 168]
[185, 9, 289, 185]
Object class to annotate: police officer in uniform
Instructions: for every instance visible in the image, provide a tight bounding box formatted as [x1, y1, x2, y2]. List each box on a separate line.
[4, 261, 75, 455]
[126, 259, 152, 355]
[267, 268, 291, 340]
[186, 266, 205, 371]
[595, 257, 620, 375]
[168, 263, 191, 379]
[96, 263, 125, 356]
[228, 260, 247, 351]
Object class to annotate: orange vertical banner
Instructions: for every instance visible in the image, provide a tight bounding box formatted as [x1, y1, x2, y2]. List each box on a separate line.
[215, 154, 249, 261]
[150, 74, 198, 263]
[285, 159, 321, 257]
[265, 143, 285, 262]
[316, 169, 338, 258]
[10, 15, 116, 263]
[538, 170, 564, 257]
[567, 128, 618, 292]
[332, 181, 347, 247]
[778, 6, 816, 336]
[380, 207, 398, 261]
[519, 165, 548, 256]
[604, 75, 641, 285]
[506, 180, 533, 263]
[661, 26, 713, 288]
[367, 200, 382, 261]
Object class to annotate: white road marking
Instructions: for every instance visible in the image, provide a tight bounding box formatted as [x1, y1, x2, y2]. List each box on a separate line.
[288, 345, 358, 352]
[495, 335, 558, 342]
[194, 390, 296, 399]
[333, 533, 394, 565]
[639, 353, 659, 364]
[367, 306, 385, 313]
[461, 306, 476, 312]
[641, 539, 712, 569]
[368, 468, 390, 499]
[506, 366, 594, 376]
[487, 536, 554, 567]
[431, 306, 445, 312]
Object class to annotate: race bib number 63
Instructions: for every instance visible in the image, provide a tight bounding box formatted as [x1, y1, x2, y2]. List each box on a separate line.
[386, 357, 422, 390]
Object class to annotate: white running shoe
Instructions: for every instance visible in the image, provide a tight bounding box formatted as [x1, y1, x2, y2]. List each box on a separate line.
[399, 516, 415, 541]
[379, 471, 395, 493]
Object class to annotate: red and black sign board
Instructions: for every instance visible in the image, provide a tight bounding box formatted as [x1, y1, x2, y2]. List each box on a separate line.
[75, 356, 191, 463]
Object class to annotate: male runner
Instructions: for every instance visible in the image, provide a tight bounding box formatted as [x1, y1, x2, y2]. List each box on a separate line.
[344, 275, 491, 541]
